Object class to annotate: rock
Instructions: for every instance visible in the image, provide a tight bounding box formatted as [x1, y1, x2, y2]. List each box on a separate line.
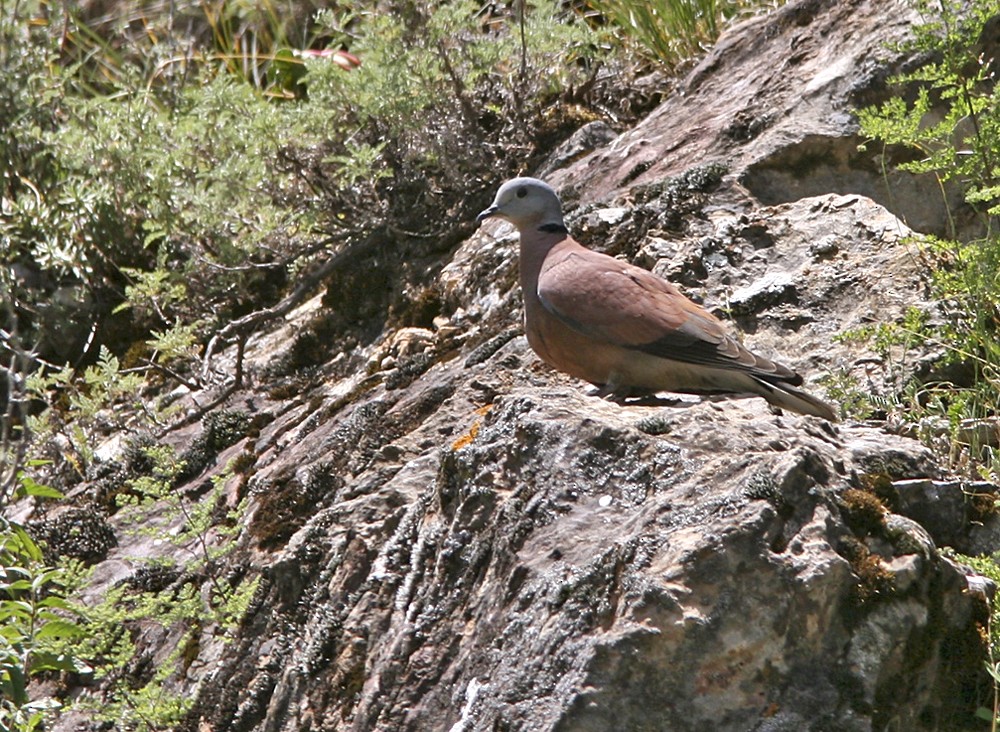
[894, 479, 970, 550]
[593, 207, 629, 226]
[536, 121, 618, 179]
[560, 0, 981, 241]
[729, 271, 797, 314]
[175, 384, 989, 732]
[894, 478, 1000, 556]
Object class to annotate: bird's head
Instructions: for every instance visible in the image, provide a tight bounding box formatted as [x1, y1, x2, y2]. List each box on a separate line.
[477, 177, 565, 232]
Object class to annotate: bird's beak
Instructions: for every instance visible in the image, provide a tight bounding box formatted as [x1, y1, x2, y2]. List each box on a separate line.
[476, 205, 499, 226]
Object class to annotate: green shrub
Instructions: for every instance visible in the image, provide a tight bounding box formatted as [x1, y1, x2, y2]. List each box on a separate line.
[69, 568, 259, 731]
[0, 474, 88, 731]
[64, 446, 256, 730]
[589, 0, 783, 67]
[860, 6, 1000, 721]
[857, 0, 1000, 477]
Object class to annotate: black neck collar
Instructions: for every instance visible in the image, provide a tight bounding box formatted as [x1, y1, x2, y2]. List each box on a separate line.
[537, 223, 568, 234]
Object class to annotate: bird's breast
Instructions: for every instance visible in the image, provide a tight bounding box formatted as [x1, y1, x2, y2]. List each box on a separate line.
[523, 299, 621, 385]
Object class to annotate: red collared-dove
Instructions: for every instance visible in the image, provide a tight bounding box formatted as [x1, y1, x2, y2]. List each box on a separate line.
[476, 177, 837, 421]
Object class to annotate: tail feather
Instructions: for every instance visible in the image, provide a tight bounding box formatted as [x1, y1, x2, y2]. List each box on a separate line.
[751, 376, 838, 422]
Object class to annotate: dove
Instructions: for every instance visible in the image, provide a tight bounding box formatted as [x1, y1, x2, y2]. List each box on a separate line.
[476, 177, 837, 421]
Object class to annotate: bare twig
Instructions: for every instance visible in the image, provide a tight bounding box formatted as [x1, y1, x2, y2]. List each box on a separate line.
[0, 309, 32, 506]
[194, 234, 339, 274]
[517, 0, 528, 82]
[435, 41, 479, 129]
[121, 359, 202, 391]
[201, 236, 372, 380]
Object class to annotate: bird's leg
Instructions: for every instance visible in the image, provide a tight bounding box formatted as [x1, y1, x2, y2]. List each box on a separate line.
[589, 383, 618, 400]
[589, 380, 637, 403]
[588, 382, 686, 408]
[621, 394, 690, 407]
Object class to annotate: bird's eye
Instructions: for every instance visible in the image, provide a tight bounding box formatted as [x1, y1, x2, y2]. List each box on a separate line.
[516, 187, 527, 198]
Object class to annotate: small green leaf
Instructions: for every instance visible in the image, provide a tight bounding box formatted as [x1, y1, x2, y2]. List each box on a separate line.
[35, 619, 84, 641]
[32, 651, 92, 675]
[10, 526, 44, 563]
[0, 618, 31, 636]
[37, 596, 79, 613]
[16, 476, 64, 500]
[269, 48, 306, 89]
[1, 599, 34, 617]
[4, 579, 33, 593]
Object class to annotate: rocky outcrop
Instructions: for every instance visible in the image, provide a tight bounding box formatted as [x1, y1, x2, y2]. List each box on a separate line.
[562, 0, 977, 240]
[202, 382, 987, 731]
[48, 1, 1000, 731]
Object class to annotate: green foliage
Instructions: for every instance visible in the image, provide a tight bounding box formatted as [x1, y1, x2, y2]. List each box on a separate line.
[146, 322, 204, 366]
[858, 0, 1000, 224]
[3, 1, 318, 404]
[818, 307, 931, 421]
[50, 77, 309, 331]
[70, 448, 257, 730]
[72, 582, 198, 730]
[1, 440, 253, 729]
[217, 573, 261, 631]
[68, 570, 260, 730]
[24, 346, 159, 478]
[589, 0, 781, 67]
[0, 475, 89, 731]
[815, 369, 879, 421]
[836, 306, 930, 362]
[856, 0, 1000, 477]
[308, 0, 606, 187]
[9, 461, 64, 504]
[858, 0, 1000, 218]
[116, 443, 184, 509]
[117, 445, 247, 576]
[200, 0, 298, 88]
[0, 2, 116, 372]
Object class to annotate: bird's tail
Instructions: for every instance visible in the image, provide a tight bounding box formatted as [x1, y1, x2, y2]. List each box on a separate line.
[752, 376, 839, 422]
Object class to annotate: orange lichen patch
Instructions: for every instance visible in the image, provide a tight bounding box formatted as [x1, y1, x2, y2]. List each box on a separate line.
[451, 405, 493, 451]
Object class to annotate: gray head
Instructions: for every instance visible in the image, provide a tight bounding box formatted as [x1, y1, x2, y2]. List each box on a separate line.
[477, 177, 565, 231]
